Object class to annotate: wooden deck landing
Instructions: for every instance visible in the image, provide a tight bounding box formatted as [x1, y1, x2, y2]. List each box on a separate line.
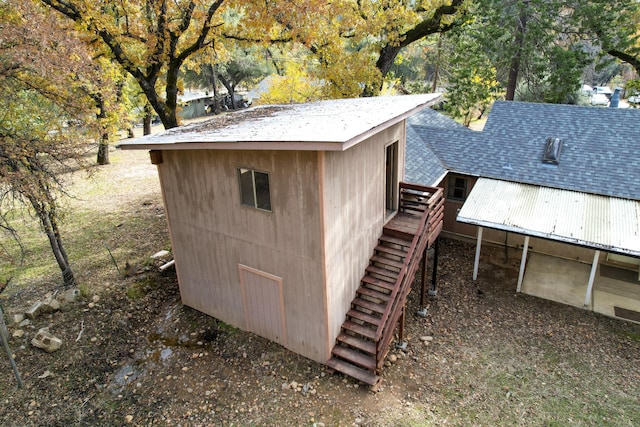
[384, 212, 421, 240]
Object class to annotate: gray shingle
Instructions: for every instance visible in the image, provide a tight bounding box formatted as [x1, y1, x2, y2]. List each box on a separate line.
[406, 101, 640, 201]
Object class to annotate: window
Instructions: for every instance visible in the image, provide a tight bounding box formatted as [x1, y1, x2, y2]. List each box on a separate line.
[238, 168, 271, 211]
[447, 175, 468, 202]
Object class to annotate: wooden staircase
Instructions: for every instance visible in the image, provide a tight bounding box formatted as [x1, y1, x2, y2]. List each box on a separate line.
[327, 183, 444, 386]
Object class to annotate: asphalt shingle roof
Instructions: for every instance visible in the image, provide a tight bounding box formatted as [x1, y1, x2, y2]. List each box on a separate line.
[404, 109, 467, 185]
[407, 101, 640, 201]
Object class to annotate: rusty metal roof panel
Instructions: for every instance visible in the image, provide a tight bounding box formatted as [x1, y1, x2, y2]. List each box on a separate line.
[457, 178, 640, 257]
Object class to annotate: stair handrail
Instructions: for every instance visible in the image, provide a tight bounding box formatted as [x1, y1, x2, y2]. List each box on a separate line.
[375, 183, 444, 347]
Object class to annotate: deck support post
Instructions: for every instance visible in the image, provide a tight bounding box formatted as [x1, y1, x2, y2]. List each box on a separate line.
[417, 247, 428, 317]
[473, 227, 483, 280]
[516, 235, 530, 293]
[395, 305, 407, 350]
[429, 238, 439, 296]
[584, 250, 600, 308]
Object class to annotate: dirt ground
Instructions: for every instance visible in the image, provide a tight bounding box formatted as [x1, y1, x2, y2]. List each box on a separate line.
[1, 149, 639, 426]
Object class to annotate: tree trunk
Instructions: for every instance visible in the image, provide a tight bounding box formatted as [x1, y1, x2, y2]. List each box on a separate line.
[94, 95, 110, 165]
[29, 197, 75, 287]
[143, 104, 153, 136]
[97, 134, 110, 165]
[506, 12, 528, 101]
[217, 73, 235, 108]
[432, 35, 443, 92]
[209, 64, 221, 115]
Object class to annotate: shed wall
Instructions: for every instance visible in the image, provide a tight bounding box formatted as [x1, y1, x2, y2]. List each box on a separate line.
[157, 149, 327, 362]
[322, 123, 406, 358]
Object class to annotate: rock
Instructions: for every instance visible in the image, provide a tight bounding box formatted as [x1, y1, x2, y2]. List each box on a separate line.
[12, 329, 24, 339]
[389, 354, 397, 363]
[384, 360, 392, 367]
[281, 383, 290, 390]
[125, 415, 133, 424]
[18, 319, 31, 327]
[43, 297, 61, 312]
[420, 336, 433, 342]
[31, 329, 62, 353]
[12, 314, 25, 324]
[25, 302, 44, 320]
[37, 370, 53, 379]
[151, 250, 170, 259]
[92, 295, 100, 303]
[58, 288, 80, 304]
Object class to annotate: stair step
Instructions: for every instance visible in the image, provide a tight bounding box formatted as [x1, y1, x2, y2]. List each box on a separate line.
[371, 255, 404, 270]
[347, 309, 381, 327]
[332, 345, 376, 370]
[356, 286, 391, 302]
[352, 297, 386, 314]
[337, 332, 376, 354]
[375, 244, 408, 258]
[326, 357, 379, 386]
[379, 234, 412, 247]
[361, 276, 395, 291]
[366, 265, 399, 281]
[342, 320, 377, 340]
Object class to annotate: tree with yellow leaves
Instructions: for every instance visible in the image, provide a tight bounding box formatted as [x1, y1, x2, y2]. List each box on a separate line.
[1, 0, 110, 286]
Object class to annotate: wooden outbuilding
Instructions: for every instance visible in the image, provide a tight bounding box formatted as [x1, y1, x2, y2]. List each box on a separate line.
[120, 95, 445, 385]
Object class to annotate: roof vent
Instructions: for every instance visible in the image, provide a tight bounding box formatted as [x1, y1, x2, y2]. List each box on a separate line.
[542, 137, 562, 165]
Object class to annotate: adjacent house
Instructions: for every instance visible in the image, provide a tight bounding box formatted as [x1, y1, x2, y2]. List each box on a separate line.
[407, 101, 640, 323]
[119, 94, 445, 385]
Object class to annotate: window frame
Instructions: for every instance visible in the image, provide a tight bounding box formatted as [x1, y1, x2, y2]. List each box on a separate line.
[447, 175, 469, 202]
[237, 167, 272, 212]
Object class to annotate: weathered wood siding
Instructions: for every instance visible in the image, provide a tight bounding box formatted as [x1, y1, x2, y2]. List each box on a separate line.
[321, 123, 406, 360]
[157, 149, 326, 362]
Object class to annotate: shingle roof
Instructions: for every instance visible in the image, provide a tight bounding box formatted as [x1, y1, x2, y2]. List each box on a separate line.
[404, 109, 467, 185]
[407, 101, 640, 201]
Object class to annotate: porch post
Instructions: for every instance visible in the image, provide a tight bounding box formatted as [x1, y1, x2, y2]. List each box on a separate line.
[417, 248, 428, 317]
[395, 305, 407, 350]
[516, 235, 530, 293]
[430, 238, 439, 296]
[584, 250, 600, 308]
[473, 227, 483, 280]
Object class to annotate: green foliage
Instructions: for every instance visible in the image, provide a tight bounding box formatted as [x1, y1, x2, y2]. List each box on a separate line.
[444, 33, 502, 126]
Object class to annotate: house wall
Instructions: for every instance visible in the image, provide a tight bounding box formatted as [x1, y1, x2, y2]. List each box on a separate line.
[322, 122, 406, 360]
[156, 149, 327, 362]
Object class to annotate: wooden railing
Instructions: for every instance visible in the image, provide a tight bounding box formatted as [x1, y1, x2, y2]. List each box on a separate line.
[375, 182, 444, 368]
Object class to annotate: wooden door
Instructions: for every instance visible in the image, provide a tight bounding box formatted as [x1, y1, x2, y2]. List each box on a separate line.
[239, 265, 287, 346]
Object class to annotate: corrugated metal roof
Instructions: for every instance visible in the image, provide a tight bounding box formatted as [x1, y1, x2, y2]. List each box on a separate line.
[119, 94, 441, 151]
[457, 178, 640, 257]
